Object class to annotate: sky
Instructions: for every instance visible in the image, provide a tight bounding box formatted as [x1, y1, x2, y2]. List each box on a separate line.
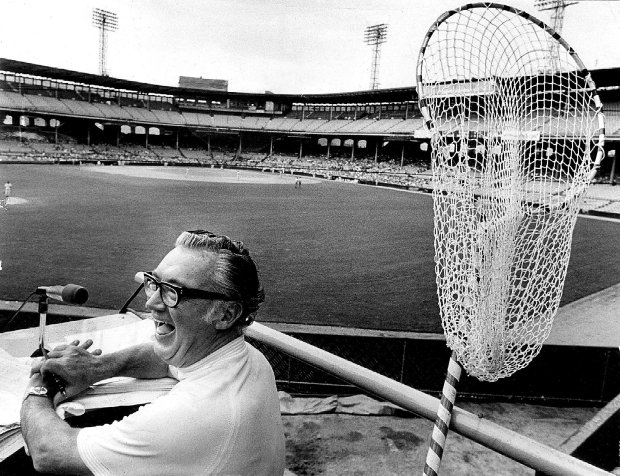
[0, 0, 619, 94]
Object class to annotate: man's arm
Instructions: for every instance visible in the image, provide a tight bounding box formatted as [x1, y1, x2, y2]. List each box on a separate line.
[21, 373, 92, 475]
[38, 340, 169, 404]
[22, 340, 170, 474]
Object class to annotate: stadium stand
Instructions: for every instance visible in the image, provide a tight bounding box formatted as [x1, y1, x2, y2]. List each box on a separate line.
[0, 90, 34, 110]
[149, 146, 183, 160]
[0, 138, 32, 154]
[0, 58, 618, 185]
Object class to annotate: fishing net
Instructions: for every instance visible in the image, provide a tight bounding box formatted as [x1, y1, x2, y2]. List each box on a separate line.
[416, 3, 605, 382]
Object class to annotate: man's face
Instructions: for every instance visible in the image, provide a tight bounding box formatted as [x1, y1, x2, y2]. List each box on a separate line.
[146, 246, 223, 368]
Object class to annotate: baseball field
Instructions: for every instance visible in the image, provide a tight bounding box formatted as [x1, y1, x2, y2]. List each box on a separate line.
[0, 163, 618, 334]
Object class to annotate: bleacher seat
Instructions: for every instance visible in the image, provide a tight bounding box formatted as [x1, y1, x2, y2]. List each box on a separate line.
[102, 103, 134, 121]
[290, 119, 326, 133]
[0, 139, 32, 153]
[195, 114, 213, 127]
[313, 120, 352, 134]
[150, 146, 182, 159]
[179, 148, 210, 160]
[59, 98, 95, 116]
[389, 118, 424, 134]
[0, 91, 34, 110]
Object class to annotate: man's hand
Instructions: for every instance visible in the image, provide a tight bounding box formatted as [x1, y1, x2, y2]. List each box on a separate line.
[22, 355, 94, 475]
[31, 340, 169, 405]
[31, 339, 103, 405]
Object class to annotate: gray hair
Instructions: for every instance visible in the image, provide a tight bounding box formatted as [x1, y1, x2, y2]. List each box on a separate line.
[175, 230, 265, 328]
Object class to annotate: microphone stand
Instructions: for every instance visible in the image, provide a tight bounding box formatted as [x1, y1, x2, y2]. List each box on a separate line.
[37, 293, 49, 358]
[36, 292, 66, 396]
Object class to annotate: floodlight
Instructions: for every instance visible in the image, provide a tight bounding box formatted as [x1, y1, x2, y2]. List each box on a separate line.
[92, 8, 119, 76]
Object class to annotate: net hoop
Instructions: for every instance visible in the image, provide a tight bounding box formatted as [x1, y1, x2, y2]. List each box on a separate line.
[416, 3, 605, 382]
[417, 2, 605, 186]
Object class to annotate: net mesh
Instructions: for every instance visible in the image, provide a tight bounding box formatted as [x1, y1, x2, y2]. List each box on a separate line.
[416, 4, 604, 381]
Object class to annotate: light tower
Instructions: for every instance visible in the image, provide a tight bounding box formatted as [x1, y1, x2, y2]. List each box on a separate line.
[535, 0, 577, 70]
[364, 24, 388, 90]
[92, 8, 118, 76]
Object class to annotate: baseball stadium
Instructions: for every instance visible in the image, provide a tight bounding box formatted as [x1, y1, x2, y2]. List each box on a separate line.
[0, 2, 618, 475]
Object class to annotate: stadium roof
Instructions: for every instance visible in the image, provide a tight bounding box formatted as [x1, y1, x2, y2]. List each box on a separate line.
[0, 58, 417, 105]
[2, 57, 618, 105]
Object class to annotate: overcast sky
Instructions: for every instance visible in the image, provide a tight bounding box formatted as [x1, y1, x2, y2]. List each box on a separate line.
[1, 0, 619, 94]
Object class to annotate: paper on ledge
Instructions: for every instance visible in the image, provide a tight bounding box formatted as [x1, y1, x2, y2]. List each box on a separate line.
[0, 349, 30, 460]
[0, 347, 32, 427]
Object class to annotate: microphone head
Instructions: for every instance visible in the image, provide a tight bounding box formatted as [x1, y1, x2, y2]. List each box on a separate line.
[134, 272, 145, 284]
[61, 284, 89, 305]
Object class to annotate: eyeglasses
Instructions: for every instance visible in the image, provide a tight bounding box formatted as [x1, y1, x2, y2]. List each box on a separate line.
[142, 271, 234, 308]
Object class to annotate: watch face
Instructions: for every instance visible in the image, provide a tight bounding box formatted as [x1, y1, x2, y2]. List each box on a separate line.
[30, 386, 48, 396]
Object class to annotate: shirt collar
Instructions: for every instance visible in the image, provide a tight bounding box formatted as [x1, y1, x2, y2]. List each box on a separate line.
[172, 336, 246, 380]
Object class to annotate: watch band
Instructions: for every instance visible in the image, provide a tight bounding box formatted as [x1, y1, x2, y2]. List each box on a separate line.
[24, 385, 51, 401]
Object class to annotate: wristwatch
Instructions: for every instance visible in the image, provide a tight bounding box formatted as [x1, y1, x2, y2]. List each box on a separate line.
[24, 385, 52, 401]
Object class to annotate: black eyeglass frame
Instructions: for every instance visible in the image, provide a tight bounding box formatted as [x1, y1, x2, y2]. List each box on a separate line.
[142, 271, 235, 308]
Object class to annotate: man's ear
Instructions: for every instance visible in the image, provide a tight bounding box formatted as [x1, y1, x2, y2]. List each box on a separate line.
[213, 302, 244, 330]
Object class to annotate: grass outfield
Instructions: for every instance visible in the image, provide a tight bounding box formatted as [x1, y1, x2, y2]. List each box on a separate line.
[0, 163, 618, 334]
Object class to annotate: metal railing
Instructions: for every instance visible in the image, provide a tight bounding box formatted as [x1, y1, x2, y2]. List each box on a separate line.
[246, 322, 612, 476]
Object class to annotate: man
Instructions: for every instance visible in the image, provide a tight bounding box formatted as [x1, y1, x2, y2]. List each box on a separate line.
[2, 180, 11, 208]
[21, 230, 285, 475]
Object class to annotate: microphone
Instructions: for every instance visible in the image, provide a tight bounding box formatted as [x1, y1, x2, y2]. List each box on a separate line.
[134, 272, 145, 284]
[37, 284, 89, 305]
[34, 284, 88, 397]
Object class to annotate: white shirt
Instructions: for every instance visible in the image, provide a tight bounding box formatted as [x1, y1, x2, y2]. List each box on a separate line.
[77, 337, 285, 475]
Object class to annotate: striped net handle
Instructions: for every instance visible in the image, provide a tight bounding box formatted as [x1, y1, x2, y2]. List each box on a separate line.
[416, 3, 605, 381]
